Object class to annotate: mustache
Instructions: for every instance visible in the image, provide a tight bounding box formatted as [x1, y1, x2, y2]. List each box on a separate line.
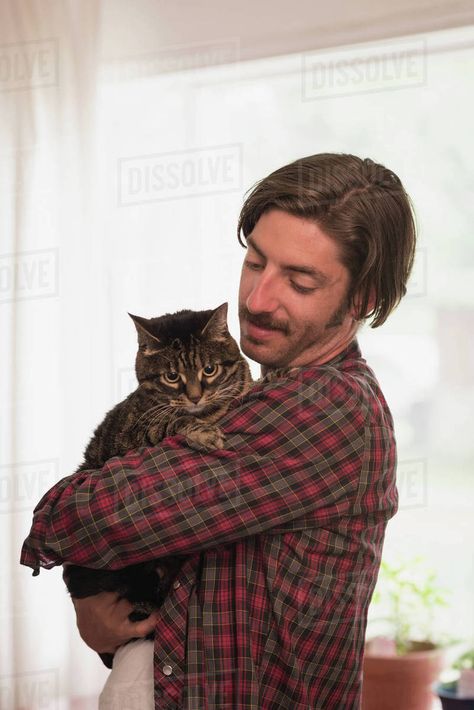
[239, 306, 290, 335]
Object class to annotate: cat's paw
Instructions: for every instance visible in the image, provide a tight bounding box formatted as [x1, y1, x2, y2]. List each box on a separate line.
[263, 367, 293, 382]
[147, 424, 164, 445]
[184, 424, 225, 452]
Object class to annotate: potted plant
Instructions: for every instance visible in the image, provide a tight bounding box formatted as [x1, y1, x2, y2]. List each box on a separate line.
[436, 648, 474, 709]
[361, 557, 449, 710]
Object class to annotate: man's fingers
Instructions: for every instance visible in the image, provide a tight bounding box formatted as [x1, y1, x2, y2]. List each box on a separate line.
[122, 612, 159, 639]
[69, 592, 158, 653]
[113, 596, 135, 617]
[107, 595, 158, 640]
[112, 598, 158, 638]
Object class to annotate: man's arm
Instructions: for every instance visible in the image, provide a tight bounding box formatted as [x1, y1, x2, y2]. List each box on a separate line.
[20, 371, 371, 573]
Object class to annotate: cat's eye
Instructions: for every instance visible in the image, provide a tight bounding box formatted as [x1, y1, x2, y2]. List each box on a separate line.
[163, 371, 180, 383]
[203, 364, 218, 377]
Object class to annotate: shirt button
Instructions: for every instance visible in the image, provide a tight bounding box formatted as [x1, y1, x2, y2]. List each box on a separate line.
[173, 580, 181, 589]
[162, 664, 173, 676]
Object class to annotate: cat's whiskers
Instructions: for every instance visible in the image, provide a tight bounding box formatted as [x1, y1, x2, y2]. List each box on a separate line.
[208, 381, 249, 404]
[137, 407, 178, 445]
[133, 402, 172, 423]
[130, 402, 175, 432]
[140, 406, 192, 444]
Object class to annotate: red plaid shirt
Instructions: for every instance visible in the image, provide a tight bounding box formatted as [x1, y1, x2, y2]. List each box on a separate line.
[20, 339, 397, 709]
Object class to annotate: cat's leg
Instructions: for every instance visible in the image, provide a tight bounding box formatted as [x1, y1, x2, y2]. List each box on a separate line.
[146, 422, 166, 445]
[149, 415, 225, 452]
[181, 421, 225, 451]
[98, 638, 154, 710]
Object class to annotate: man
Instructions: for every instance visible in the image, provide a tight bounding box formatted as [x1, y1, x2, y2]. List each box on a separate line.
[21, 153, 416, 709]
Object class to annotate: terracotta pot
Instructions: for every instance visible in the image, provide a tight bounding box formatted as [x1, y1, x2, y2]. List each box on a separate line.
[361, 640, 445, 710]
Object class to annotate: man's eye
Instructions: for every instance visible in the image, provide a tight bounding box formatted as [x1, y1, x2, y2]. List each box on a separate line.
[244, 260, 263, 271]
[291, 281, 316, 295]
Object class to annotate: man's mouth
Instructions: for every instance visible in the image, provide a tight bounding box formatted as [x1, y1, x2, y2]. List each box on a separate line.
[239, 305, 289, 341]
[245, 322, 277, 339]
[243, 316, 288, 341]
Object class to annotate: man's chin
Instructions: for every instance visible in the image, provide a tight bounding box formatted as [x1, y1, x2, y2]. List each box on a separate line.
[240, 335, 268, 362]
[240, 335, 287, 368]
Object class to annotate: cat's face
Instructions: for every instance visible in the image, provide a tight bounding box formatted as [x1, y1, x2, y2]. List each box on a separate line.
[129, 303, 251, 415]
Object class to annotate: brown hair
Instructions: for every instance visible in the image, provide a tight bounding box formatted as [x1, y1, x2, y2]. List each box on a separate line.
[237, 153, 417, 328]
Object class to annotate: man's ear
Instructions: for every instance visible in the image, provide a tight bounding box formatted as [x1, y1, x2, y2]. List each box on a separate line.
[350, 289, 376, 321]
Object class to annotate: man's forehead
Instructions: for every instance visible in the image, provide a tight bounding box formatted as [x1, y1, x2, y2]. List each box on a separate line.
[250, 208, 340, 252]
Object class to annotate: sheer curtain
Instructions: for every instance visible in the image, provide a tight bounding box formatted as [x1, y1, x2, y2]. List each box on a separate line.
[2, 2, 474, 708]
[0, 1, 108, 707]
[1, 3, 246, 707]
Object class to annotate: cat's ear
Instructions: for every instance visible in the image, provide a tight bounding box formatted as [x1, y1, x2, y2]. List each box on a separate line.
[200, 302, 229, 342]
[128, 313, 162, 354]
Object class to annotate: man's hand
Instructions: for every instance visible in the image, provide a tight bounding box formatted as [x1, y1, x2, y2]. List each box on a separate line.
[71, 592, 159, 654]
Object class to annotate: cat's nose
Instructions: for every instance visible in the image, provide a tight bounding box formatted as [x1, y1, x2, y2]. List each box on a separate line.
[186, 381, 202, 403]
[188, 393, 201, 404]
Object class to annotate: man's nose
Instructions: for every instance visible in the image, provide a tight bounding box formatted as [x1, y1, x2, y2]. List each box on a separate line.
[246, 272, 278, 313]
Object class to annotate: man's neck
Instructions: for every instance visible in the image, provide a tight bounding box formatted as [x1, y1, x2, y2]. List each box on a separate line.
[260, 320, 360, 376]
[302, 322, 359, 367]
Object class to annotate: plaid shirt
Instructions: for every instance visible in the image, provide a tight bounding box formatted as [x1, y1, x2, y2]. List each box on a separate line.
[20, 339, 397, 709]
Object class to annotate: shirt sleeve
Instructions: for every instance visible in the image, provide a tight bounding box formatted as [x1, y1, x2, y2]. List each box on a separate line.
[20, 370, 369, 573]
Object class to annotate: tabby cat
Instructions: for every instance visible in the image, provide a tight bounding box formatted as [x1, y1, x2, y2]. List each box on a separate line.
[63, 302, 252, 667]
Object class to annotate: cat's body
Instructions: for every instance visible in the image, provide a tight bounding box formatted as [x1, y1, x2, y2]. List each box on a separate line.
[63, 303, 252, 667]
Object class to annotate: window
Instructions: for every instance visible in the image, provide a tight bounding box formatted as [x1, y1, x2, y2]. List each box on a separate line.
[98, 24, 474, 647]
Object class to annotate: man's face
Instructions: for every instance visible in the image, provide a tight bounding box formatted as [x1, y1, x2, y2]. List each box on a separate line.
[238, 208, 356, 369]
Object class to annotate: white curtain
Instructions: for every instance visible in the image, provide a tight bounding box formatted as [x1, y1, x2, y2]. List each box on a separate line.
[1, 3, 247, 707]
[0, 1, 108, 707]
